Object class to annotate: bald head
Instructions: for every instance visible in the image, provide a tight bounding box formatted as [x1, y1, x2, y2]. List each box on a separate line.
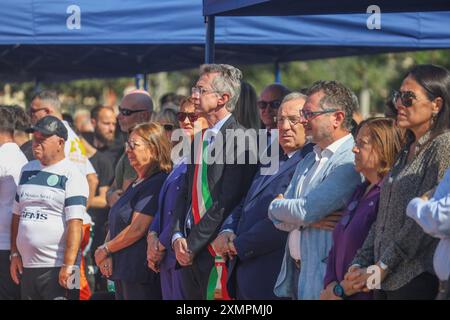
[258, 83, 291, 130]
[118, 91, 154, 133]
[122, 91, 154, 113]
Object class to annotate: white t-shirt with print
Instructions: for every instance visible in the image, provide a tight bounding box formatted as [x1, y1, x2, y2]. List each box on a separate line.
[0, 143, 28, 250]
[63, 121, 96, 176]
[13, 158, 88, 268]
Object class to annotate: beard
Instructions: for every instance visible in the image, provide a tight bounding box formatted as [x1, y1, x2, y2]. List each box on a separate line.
[95, 129, 114, 146]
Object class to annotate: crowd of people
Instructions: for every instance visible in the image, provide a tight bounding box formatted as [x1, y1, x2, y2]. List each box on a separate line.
[0, 62, 449, 300]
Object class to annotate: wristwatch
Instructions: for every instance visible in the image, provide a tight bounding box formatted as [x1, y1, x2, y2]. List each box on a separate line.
[333, 283, 349, 300]
[9, 252, 20, 261]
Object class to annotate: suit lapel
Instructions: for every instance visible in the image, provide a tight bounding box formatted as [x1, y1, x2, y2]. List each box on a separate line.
[247, 150, 303, 203]
[244, 171, 266, 202]
[158, 175, 171, 221]
[159, 162, 185, 217]
[206, 114, 237, 188]
[170, 161, 186, 181]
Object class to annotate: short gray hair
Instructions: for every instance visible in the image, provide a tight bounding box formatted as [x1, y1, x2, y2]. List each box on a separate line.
[282, 92, 307, 104]
[307, 80, 357, 131]
[31, 90, 61, 113]
[200, 64, 243, 112]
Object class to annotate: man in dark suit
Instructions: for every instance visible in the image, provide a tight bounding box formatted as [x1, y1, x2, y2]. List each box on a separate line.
[171, 64, 258, 299]
[212, 92, 313, 299]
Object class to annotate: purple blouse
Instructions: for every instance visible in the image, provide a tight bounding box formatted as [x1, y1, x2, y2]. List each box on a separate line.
[323, 180, 381, 300]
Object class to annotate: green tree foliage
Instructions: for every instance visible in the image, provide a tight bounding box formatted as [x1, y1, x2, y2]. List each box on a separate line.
[2, 49, 449, 116]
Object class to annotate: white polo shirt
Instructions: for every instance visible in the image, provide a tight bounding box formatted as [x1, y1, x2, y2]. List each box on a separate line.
[13, 158, 88, 268]
[0, 143, 28, 250]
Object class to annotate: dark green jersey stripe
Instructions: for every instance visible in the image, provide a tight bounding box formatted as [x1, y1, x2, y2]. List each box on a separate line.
[64, 196, 87, 207]
[19, 170, 68, 190]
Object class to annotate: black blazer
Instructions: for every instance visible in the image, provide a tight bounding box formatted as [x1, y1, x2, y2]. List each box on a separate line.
[172, 114, 258, 256]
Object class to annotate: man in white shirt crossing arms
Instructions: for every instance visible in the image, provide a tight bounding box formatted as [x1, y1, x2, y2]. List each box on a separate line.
[268, 81, 362, 299]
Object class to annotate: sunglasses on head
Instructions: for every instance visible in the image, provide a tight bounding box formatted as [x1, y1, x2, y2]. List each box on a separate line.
[177, 112, 199, 122]
[257, 100, 282, 110]
[118, 107, 148, 116]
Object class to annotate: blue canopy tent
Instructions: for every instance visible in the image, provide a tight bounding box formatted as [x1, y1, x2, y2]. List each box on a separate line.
[1, 1, 450, 82]
[202, 0, 450, 63]
[203, 0, 450, 16]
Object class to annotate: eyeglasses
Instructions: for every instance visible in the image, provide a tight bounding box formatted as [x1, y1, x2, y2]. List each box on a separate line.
[300, 108, 338, 121]
[125, 140, 148, 150]
[118, 107, 148, 116]
[191, 87, 217, 97]
[177, 112, 199, 122]
[257, 100, 282, 110]
[276, 116, 302, 126]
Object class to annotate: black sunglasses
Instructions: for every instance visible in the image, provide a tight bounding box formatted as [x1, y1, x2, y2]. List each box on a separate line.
[163, 124, 174, 131]
[391, 90, 417, 108]
[257, 100, 282, 110]
[118, 107, 148, 116]
[177, 112, 199, 122]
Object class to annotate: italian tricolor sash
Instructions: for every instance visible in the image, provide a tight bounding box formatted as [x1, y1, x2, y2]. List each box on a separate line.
[192, 130, 230, 300]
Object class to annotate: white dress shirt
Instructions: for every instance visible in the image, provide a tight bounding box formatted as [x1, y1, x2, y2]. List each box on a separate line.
[288, 134, 353, 261]
[207, 113, 232, 144]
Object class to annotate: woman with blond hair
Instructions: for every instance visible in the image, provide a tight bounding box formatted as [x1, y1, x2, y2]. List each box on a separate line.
[95, 122, 172, 300]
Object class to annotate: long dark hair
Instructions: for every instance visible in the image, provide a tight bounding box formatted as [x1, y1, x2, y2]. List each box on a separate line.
[405, 64, 450, 140]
